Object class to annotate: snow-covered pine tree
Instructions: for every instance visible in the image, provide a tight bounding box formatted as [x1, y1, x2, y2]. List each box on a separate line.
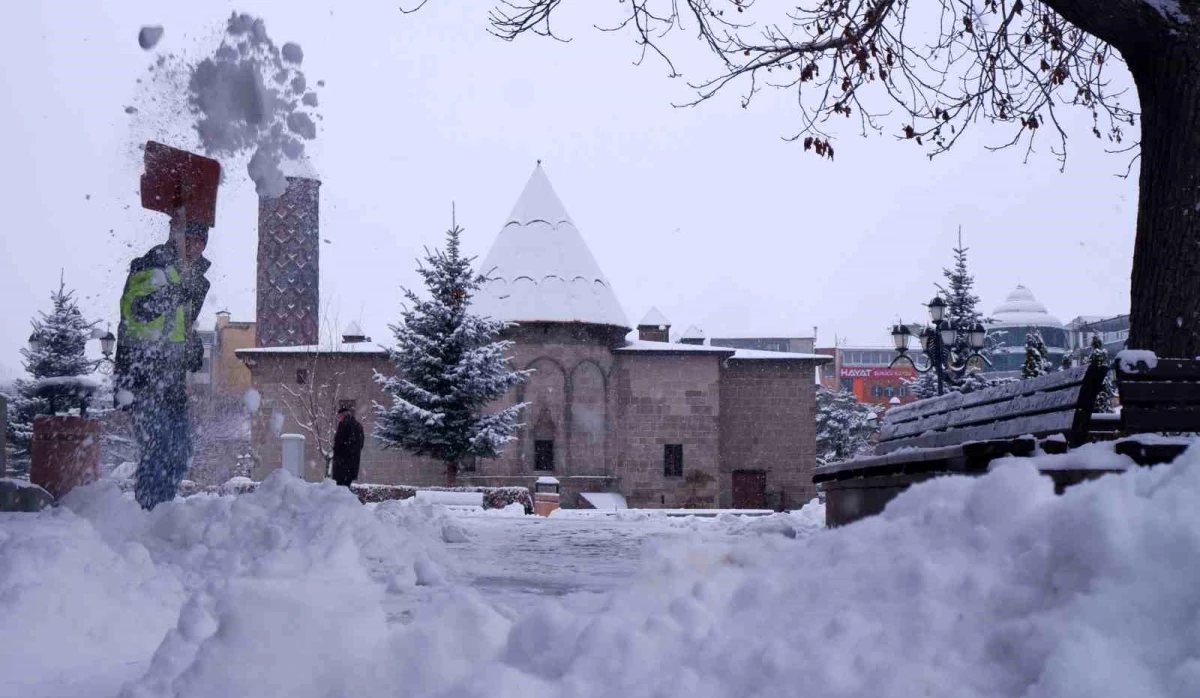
[374, 220, 529, 485]
[6, 276, 98, 477]
[815, 387, 880, 465]
[904, 370, 944, 400]
[938, 227, 985, 366]
[1021, 329, 1051, 379]
[1087, 334, 1118, 413]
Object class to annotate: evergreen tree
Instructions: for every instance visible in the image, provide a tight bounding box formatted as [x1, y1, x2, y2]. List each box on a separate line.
[374, 221, 529, 485]
[1021, 329, 1051, 379]
[6, 277, 98, 476]
[815, 387, 879, 465]
[1087, 335, 1118, 413]
[938, 227, 986, 366]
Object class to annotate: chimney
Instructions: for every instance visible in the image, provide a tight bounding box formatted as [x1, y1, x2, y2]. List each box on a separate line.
[215, 310, 231, 331]
[256, 157, 321, 348]
[637, 307, 671, 343]
[341, 321, 369, 344]
[679, 325, 705, 346]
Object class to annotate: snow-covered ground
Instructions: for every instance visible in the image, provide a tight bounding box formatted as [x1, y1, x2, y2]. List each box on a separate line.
[3, 448, 1200, 698]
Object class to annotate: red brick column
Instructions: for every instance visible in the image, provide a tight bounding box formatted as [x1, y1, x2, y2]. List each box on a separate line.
[30, 416, 101, 499]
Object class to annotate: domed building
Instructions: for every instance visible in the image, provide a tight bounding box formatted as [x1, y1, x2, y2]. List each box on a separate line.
[240, 164, 830, 509]
[986, 285, 1068, 372]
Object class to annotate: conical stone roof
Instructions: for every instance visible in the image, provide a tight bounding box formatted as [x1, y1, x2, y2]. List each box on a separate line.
[471, 164, 630, 330]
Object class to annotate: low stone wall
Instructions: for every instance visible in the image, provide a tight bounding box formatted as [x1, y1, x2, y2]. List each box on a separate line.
[114, 478, 533, 513]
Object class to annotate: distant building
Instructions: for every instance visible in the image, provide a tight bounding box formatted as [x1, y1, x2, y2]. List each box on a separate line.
[708, 334, 816, 355]
[239, 165, 830, 509]
[816, 346, 925, 406]
[1065, 314, 1129, 362]
[985, 285, 1067, 373]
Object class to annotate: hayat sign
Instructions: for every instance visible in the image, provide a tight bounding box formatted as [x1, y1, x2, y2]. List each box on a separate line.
[839, 367, 915, 378]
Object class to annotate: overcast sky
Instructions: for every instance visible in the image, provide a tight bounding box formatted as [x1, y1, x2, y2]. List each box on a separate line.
[0, 0, 1138, 380]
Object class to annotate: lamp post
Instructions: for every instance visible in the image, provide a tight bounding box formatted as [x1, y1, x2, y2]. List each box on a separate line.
[890, 297, 990, 396]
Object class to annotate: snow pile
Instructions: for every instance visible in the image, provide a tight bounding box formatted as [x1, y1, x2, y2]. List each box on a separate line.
[1116, 349, 1159, 373]
[1, 471, 449, 697]
[990, 439, 1138, 472]
[175, 458, 1200, 695]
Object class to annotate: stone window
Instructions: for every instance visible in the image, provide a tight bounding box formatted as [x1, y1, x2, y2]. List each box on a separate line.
[460, 454, 476, 473]
[664, 444, 683, 477]
[296, 368, 309, 384]
[534, 440, 555, 471]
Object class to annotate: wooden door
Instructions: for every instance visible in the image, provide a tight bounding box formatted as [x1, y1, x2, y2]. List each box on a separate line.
[731, 470, 767, 509]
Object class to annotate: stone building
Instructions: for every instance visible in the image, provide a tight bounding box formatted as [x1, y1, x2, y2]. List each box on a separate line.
[239, 165, 829, 509]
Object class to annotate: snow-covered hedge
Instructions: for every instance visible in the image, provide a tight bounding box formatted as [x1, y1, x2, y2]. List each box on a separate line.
[353, 483, 533, 513]
[108, 476, 533, 512]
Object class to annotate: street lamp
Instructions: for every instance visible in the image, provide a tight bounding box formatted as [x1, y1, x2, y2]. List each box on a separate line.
[99, 331, 116, 358]
[890, 298, 991, 396]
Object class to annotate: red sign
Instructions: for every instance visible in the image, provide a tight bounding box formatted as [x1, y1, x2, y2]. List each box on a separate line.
[839, 367, 914, 378]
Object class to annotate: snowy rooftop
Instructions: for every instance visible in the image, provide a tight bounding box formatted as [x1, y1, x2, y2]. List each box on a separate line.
[638, 307, 671, 328]
[680, 324, 705, 340]
[616, 340, 829, 362]
[991, 284, 1063, 329]
[470, 164, 631, 330]
[237, 342, 386, 356]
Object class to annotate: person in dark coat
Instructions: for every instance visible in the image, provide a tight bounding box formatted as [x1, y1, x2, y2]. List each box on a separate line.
[331, 407, 365, 488]
[115, 217, 211, 510]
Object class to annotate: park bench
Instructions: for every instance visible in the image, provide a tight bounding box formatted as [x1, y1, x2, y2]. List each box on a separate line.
[814, 363, 1109, 526]
[816, 355, 1200, 526]
[1109, 355, 1200, 465]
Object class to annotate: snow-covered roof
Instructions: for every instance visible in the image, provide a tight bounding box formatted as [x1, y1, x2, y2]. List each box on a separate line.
[990, 285, 1063, 329]
[237, 342, 386, 356]
[680, 325, 705, 340]
[342, 321, 366, 339]
[638, 307, 671, 328]
[470, 164, 630, 330]
[615, 340, 830, 362]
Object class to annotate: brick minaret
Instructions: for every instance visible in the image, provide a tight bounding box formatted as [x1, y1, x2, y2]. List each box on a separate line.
[256, 169, 320, 348]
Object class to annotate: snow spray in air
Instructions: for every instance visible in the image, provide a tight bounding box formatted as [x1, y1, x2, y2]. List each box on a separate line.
[132, 12, 320, 199]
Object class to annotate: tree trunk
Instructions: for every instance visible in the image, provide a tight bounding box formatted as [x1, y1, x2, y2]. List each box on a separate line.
[1125, 39, 1200, 356]
[444, 461, 458, 487]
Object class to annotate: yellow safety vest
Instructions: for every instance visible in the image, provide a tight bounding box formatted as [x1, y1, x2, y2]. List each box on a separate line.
[120, 265, 188, 343]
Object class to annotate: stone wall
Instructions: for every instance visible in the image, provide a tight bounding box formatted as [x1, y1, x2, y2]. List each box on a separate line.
[246, 351, 442, 484]
[611, 352, 723, 508]
[213, 319, 255, 397]
[718, 359, 819, 509]
[243, 325, 823, 511]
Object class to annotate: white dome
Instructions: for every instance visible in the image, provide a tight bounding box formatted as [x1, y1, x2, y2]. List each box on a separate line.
[991, 285, 1062, 328]
[470, 164, 630, 330]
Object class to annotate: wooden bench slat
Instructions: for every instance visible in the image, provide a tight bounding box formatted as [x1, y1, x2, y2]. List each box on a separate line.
[1118, 381, 1200, 405]
[885, 367, 1088, 422]
[880, 388, 1082, 441]
[1121, 407, 1200, 433]
[880, 410, 1076, 453]
[1116, 358, 1200, 381]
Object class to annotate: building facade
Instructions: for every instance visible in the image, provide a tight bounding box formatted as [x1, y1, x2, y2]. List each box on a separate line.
[816, 346, 924, 406]
[1065, 314, 1129, 362]
[239, 165, 829, 509]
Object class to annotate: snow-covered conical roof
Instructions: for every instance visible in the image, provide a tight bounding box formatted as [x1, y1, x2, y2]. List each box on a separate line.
[991, 285, 1062, 328]
[471, 164, 630, 330]
[680, 325, 705, 340]
[639, 307, 671, 328]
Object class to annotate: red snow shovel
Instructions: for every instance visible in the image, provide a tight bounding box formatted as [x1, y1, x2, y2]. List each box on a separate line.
[139, 141, 221, 226]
